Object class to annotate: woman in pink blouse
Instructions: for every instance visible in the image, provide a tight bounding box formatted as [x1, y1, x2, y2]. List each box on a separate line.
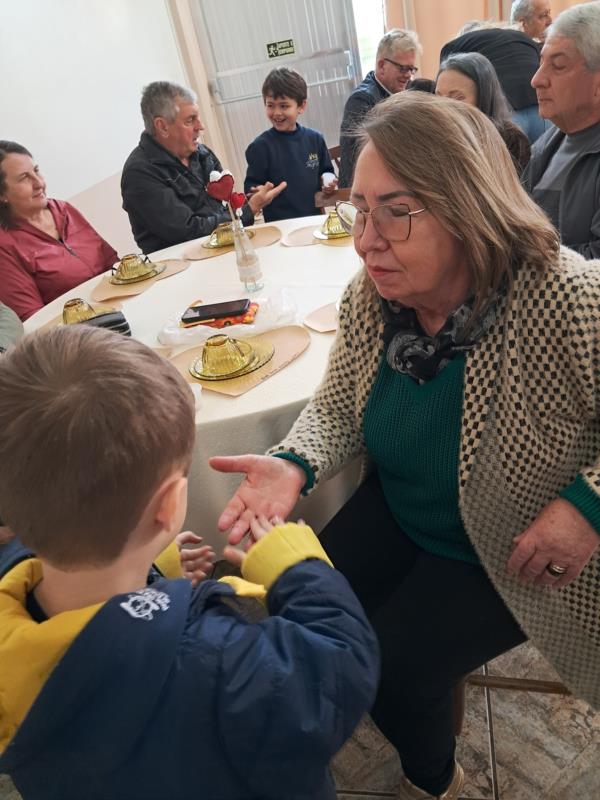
[0, 141, 118, 320]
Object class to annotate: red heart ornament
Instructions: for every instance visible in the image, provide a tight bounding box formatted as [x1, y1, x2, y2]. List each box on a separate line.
[230, 192, 246, 211]
[207, 173, 235, 202]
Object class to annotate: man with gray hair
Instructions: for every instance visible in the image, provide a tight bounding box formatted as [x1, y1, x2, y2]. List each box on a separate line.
[338, 29, 421, 187]
[523, 2, 600, 258]
[511, 0, 553, 42]
[122, 81, 285, 253]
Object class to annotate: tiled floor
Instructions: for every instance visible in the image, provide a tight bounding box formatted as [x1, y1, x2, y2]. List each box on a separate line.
[332, 643, 600, 799]
[2, 646, 599, 799]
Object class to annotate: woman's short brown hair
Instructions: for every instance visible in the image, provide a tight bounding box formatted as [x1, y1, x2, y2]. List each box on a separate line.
[359, 91, 559, 318]
[0, 325, 196, 567]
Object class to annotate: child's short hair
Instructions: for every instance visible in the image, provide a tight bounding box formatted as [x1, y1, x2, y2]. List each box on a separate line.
[405, 78, 436, 94]
[261, 68, 307, 105]
[0, 326, 195, 567]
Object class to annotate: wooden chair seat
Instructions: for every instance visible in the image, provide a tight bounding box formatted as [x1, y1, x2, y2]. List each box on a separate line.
[314, 186, 351, 213]
[452, 670, 570, 736]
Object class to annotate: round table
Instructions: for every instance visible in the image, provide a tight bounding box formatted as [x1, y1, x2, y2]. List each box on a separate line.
[24, 216, 363, 551]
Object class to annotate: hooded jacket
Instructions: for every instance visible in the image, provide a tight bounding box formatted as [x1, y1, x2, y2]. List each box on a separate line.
[0, 524, 379, 800]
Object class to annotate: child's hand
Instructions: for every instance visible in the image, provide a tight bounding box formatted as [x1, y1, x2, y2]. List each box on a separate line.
[176, 531, 216, 587]
[223, 514, 286, 568]
[321, 174, 338, 195]
[248, 181, 287, 214]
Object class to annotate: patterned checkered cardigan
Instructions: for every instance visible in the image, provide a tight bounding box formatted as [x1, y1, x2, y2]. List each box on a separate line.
[272, 246, 600, 708]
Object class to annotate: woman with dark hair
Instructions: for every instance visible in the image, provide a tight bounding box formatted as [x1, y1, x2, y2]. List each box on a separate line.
[0, 141, 118, 320]
[436, 52, 530, 174]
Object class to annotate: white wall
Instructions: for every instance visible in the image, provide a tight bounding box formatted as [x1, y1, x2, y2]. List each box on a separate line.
[1, 0, 189, 252]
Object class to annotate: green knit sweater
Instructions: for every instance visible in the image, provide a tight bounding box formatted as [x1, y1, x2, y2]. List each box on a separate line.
[361, 356, 600, 564]
[363, 355, 479, 563]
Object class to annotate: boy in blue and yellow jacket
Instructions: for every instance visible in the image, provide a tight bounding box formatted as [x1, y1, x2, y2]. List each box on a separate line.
[0, 325, 379, 800]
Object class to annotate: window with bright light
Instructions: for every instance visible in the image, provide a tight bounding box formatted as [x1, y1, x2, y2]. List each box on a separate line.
[352, 0, 385, 76]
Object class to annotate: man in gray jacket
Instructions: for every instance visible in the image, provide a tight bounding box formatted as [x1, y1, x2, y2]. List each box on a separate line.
[523, 3, 600, 259]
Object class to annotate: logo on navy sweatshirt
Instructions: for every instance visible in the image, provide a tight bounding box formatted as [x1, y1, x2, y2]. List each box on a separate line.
[306, 153, 319, 170]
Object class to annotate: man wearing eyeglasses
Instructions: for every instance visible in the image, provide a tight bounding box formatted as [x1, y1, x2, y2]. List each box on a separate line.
[339, 29, 422, 188]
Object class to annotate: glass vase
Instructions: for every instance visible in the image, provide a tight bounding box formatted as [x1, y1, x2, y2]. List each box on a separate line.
[232, 218, 263, 292]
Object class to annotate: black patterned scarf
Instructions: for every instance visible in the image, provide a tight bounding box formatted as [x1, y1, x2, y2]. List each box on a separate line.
[381, 295, 499, 384]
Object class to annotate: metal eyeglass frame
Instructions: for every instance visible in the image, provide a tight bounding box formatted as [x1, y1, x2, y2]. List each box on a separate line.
[335, 201, 427, 242]
[383, 57, 418, 75]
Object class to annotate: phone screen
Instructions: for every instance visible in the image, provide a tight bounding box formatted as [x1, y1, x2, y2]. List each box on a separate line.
[181, 299, 251, 324]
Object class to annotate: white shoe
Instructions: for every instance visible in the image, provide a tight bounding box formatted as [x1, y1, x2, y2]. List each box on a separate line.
[396, 762, 464, 799]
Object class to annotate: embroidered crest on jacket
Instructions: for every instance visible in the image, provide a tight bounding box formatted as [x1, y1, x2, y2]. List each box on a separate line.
[120, 588, 171, 621]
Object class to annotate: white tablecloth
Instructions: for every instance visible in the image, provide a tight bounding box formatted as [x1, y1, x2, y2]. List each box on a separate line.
[25, 216, 363, 551]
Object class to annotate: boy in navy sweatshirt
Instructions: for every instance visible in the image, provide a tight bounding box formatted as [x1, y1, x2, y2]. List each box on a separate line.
[245, 67, 338, 221]
[0, 325, 378, 800]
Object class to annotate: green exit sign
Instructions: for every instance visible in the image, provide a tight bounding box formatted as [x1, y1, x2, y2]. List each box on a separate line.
[266, 39, 295, 59]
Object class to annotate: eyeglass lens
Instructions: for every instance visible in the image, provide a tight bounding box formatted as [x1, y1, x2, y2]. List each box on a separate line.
[336, 203, 412, 242]
[385, 59, 417, 74]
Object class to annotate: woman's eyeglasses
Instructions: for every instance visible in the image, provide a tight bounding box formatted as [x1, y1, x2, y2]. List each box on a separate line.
[383, 58, 418, 75]
[335, 201, 427, 242]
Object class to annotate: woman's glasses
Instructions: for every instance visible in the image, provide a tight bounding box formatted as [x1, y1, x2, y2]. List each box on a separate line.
[335, 201, 427, 242]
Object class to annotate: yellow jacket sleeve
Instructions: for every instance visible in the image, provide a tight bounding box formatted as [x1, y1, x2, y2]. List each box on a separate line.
[241, 522, 333, 591]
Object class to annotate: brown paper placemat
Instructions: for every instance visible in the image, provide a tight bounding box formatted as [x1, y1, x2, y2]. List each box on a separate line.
[40, 300, 123, 331]
[281, 225, 353, 247]
[182, 225, 281, 260]
[169, 325, 310, 396]
[90, 259, 190, 302]
[303, 302, 337, 333]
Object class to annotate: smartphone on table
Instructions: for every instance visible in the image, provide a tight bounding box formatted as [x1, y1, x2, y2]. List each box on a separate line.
[181, 299, 251, 325]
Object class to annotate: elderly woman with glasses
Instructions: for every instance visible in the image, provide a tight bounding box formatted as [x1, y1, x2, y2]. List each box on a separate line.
[211, 92, 600, 799]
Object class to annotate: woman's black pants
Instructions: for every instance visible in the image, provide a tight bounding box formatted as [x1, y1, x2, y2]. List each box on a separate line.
[319, 473, 526, 795]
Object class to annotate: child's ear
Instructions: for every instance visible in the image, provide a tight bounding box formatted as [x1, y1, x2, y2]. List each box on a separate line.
[154, 474, 189, 535]
[298, 100, 307, 115]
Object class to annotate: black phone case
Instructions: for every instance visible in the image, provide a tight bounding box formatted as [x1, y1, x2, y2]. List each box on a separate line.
[183, 300, 250, 322]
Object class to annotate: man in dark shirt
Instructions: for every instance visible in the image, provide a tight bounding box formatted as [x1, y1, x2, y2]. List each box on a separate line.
[440, 25, 547, 142]
[523, 3, 600, 259]
[121, 82, 285, 253]
[338, 29, 421, 188]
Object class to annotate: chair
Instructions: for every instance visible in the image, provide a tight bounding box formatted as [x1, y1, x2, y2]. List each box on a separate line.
[452, 665, 570, 735]
[314, 186, 351, 214]
[329, 144, 342, 176]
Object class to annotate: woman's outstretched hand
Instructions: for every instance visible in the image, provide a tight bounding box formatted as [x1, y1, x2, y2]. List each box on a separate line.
[209, 454, 306, 544]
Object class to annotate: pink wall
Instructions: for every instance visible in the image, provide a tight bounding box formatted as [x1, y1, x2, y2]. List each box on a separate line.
[385, 0, 588, 80]
[69, 173, 137, 258]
